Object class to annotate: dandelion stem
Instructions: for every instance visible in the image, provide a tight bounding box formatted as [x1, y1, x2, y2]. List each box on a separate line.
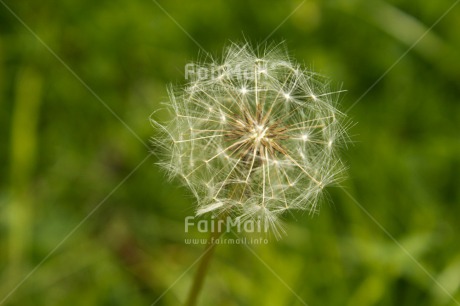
[185, 215, 225, 306]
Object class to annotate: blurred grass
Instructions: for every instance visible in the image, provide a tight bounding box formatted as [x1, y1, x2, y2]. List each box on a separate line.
[1, 0, 460, 305]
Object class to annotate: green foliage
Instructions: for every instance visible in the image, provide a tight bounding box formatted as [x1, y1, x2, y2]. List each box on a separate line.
[1, 0, 459, 305]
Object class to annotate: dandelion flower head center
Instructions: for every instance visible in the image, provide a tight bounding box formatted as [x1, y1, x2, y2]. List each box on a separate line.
[223, 100, 291, 164]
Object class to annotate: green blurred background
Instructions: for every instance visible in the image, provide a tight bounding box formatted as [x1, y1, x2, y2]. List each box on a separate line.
[1, 0, 459, 305]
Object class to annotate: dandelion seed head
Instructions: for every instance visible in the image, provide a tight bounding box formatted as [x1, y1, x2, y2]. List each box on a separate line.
[151, 42, 349, 238]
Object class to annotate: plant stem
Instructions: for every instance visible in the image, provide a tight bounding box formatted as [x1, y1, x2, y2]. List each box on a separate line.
[8, 68, 42, 279]
[185, 220, 224, 306]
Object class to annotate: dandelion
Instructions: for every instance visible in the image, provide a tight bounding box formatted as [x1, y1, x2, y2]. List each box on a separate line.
[151, 42, 348, 237]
